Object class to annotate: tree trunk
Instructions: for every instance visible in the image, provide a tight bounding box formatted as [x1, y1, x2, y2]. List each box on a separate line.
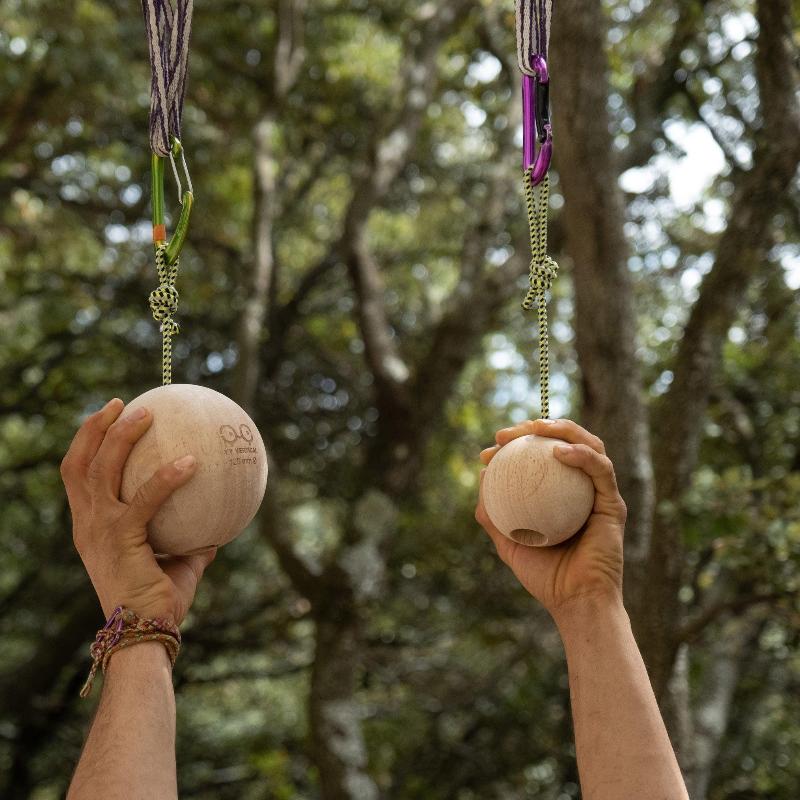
[555, 0, 800, 705]
[233, 112, 280, 411]
[309, 606, 379, 800]
[645, 0, 800, 699]
[685, 614, 763, 799]
[551, 0, 656, 642]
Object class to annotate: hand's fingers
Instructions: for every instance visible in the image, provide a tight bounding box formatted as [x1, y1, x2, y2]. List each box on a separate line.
[88, 407, 153, 500]
[160, 547, 217, 607]
[529, 418, 606, 454]
[553, 444, 626, 522]
[61, 398, 124, 509]
[124, 455, 198, 528]
[479, 445, 500, 465]
[161, 548, 217, 618]
[495, 420, 537, 446]
[475, 470, 516, 563]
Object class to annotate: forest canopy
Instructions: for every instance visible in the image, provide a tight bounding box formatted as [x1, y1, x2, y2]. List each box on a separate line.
[1, 1, 799, 798]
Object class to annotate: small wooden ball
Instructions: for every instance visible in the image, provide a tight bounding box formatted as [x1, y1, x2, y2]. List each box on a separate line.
[483, 434, 594, 547]
[120, 384, 268, 555]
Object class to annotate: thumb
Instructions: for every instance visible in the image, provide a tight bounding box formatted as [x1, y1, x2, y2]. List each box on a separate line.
[124, 454, 198, 527]
[160, 547, 217, 618]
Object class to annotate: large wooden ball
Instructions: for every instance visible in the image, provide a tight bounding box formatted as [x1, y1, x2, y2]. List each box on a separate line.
[120, 384, 268, 555]
[483, 434, 594, 547]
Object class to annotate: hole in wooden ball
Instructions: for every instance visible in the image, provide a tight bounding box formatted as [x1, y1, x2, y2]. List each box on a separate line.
[509, 528, 548, 547]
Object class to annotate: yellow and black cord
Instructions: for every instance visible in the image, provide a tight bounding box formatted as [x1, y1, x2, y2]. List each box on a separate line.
[521, 170, 559, 419]
[148, 243, 180, 386]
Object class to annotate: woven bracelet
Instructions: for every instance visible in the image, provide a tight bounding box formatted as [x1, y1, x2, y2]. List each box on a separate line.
[80, 606, 181, 698]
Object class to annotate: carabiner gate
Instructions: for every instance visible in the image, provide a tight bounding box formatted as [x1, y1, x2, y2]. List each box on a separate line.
[522, 55, 552, 185]
[151, 138, 193, 265]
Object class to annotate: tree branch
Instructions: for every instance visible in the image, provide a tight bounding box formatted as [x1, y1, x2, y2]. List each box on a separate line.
[621, 0, 708, 170]
[233, 0, 309, 410]
[677, 80, 744, 171]
[254, 463, 322, 602]
[677, 589, 796, 644]
[343, 0, 473, 410]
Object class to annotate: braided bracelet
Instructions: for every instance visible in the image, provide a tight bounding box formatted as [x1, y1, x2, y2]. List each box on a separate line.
[80, 606, 181, 698]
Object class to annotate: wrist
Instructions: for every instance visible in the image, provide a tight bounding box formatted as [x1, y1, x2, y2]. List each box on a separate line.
[95, 582, 178, 626]
[100, 598, 177, 627]
[105, 640, 172, 674]
[80, 606, 182, 698]
[550, 589, 626, 638]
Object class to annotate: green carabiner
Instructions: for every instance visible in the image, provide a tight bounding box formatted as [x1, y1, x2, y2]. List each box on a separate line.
[151, 138, 193, 265]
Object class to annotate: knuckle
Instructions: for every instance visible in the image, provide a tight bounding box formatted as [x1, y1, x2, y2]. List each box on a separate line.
[133, 470, 171, 508]
[106, 419, 130, 441]
[72, 518, 98, 553]
[159, 463, 178, 481]
[86, 459, 104, 485]
[133, 482, 155, 508]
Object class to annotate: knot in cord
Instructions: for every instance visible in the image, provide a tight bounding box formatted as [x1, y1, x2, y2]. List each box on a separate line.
[149, 284, 180, 327]
[522, 254, 558, 309]
[149, 243, 180, 384]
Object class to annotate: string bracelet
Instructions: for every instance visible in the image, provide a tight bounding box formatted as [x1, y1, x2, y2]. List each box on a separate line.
[79, 605, 181, 698]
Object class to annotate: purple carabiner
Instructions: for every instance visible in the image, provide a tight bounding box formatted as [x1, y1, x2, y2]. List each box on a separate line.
[522, 55, 552, 185]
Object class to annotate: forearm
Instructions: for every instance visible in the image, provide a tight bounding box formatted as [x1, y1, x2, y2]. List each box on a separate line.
[553, 594, 689, 800]
[69, 642, 178, 800]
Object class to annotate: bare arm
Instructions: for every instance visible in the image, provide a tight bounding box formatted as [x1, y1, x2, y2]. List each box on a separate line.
[476, 418, 688, 800]
[554, 595, 687, 798]
[61, 398, 215, 800]
[69, 644, 178, 800]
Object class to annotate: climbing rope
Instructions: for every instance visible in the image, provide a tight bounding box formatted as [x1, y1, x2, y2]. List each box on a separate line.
[141, 0, 194, 385]
[515, 0, 557, 419]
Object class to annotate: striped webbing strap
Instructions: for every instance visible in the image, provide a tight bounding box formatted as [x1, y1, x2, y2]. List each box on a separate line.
[141, 0, 194, 157]
[515, 0, 552, 74]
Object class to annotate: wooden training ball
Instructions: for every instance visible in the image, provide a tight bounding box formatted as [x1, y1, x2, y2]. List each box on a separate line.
[120, 384, 268, 556]
[482, 434, 594, 547]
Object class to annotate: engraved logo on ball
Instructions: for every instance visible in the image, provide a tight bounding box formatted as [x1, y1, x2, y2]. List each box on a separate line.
[219, 423, 258, 466]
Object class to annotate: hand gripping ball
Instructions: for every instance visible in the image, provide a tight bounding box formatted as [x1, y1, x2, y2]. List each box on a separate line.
[482, 434, 594, 547]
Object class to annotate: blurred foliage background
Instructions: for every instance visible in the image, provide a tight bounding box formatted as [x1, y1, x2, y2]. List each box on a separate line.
[1, 0, 799, 798]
